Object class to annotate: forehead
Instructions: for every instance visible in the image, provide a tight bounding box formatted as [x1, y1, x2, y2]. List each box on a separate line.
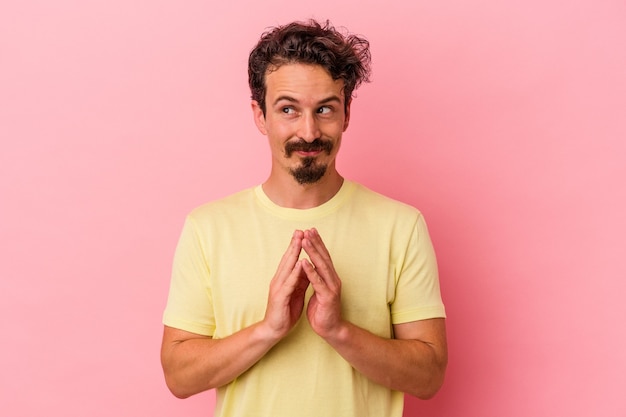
[264, 63, 345, 103]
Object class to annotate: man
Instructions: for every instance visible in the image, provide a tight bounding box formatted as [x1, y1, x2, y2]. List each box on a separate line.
[161, 19, 447, 417]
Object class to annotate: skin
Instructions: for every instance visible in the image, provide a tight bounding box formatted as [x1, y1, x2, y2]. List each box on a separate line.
[253, 63, 348, 209]
[161, 63, 447, 400]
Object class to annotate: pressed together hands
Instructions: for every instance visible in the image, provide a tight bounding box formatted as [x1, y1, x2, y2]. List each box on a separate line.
[264, 228, 345, 342]
[162, 228, 447, 399]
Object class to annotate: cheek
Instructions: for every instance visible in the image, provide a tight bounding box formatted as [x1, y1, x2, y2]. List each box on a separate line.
[268, 131, 290, 153]
[329, 120, 347, 136]
[267, 118, 292, 136]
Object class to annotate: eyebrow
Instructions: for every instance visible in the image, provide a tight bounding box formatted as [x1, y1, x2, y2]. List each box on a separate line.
[272, 95, 342, 106]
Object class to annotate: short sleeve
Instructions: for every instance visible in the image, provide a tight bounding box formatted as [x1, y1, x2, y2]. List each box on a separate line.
[390, 214, 446, 324]
[162, 215, 216, 336]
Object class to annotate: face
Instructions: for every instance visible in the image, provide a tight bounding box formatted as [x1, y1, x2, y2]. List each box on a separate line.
[252, 63, 350, 185]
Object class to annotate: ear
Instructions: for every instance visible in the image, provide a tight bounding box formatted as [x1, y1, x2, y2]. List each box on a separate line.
[343, 99, 352, 132]
[251, 100, 267, 135]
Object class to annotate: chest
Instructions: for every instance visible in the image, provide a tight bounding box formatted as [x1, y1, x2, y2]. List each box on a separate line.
[205, 219, 398, 338]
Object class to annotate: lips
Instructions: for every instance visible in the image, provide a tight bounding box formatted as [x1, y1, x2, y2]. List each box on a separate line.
[295, 149, 323, 157]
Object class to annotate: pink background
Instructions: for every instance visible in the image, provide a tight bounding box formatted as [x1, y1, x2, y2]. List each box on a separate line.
[2, 1, 625, 416]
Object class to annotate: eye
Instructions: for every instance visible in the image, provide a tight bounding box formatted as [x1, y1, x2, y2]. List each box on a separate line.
[281, 107, 295, 115]
[317, 106, 332, 114]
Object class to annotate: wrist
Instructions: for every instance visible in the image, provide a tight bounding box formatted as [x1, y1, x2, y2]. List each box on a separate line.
[321, 320, 351, 346]
[254, 319, 287, 346]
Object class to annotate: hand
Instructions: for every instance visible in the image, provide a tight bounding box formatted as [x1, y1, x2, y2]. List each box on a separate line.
[262, 230, 311, 341]
[301, 228, 344, 339]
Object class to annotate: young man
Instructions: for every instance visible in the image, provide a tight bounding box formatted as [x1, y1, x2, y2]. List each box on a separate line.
[161, 20, 447, 417]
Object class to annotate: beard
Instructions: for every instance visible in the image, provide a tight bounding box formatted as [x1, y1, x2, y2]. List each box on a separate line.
[285, 138, 333, 185]
[290, 157, 328, 184]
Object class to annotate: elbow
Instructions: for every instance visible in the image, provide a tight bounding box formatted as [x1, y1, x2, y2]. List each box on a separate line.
[161, 351, 210, 399]
[170, 388, 192, 400]
[161, 358, 190, 398]
[164, 373, 194, 399]
[162, 361, 209, 399]
[410, 360, 447, 400]
[162, 364, 218, 399]
[411, 374, 445, 400]
[164, 370, 215, 399]
[411, 378, 443, 400]
[414, 385, 441, 400]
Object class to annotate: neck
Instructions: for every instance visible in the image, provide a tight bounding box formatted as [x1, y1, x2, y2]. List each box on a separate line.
[262, 170, 344, 209]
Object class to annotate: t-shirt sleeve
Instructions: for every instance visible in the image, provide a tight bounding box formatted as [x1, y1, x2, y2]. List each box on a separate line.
[162, 215, 216, 336]
[390, 213, 446, 324]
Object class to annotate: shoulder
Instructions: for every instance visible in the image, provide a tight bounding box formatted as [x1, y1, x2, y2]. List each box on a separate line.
[186, 187, 257, 224]
[348, 181, 423, 221]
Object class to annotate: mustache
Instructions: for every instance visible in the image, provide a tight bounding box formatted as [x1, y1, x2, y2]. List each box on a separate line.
[284, 139, 333, 157]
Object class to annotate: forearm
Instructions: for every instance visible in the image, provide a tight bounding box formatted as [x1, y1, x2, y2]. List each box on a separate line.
[323, 319, 447, 399]
[161, 323, 279, 398]
[162, 232, 313, 398]
[299, 229, 447, 398]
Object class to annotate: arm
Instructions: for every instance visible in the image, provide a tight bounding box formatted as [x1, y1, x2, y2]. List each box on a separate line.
[301, 228, 448, 399]
[161, 323, 277, 398]
[161, 230, 311, 398]
[316, 319, 447, 399]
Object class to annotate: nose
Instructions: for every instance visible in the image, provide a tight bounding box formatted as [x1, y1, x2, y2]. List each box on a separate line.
[297, 112, 321, 142]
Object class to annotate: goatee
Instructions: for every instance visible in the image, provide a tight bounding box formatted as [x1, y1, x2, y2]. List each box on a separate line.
[285, 138, 333, 185]
[290, 157, 328, 184]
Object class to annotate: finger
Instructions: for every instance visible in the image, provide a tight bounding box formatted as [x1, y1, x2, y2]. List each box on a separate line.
[302, 259, 342, 308]
[302, 238, 322, 270]
[301, 258, 326, 287]
[271, 260, 305, 303]
[274, 230, 303, 283]
[282, 259, 305, 290]
[305, 228, 331, 259]
[302, 231, 333, 277]
[292, 260, 312, 292]
[303, 232, 342, 294]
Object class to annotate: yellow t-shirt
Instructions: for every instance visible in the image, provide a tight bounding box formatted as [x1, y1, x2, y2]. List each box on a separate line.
[163, 180, 445, 417]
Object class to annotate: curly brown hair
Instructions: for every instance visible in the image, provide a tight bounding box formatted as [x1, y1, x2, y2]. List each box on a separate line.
[248, 19, 371, 115]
